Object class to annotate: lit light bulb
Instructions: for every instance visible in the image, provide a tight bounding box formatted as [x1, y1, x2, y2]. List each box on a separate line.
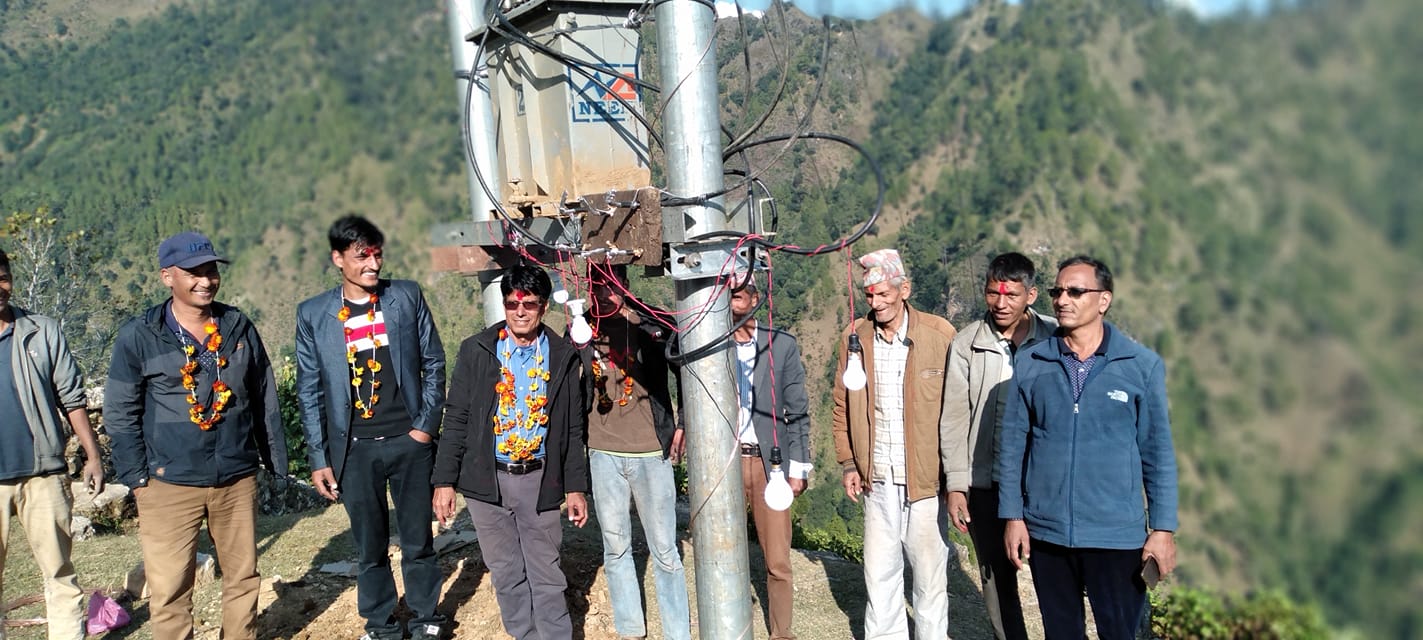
[764, 446, 794, 511]
[842, 333, 867, 391]
[566, 299, 593, 344]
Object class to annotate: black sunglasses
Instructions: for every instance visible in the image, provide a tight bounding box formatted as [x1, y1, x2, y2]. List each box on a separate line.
[1048, 287, 1106, 299]
[502, 299, 544, 311]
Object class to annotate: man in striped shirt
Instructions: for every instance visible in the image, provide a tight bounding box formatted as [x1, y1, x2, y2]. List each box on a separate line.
[295, 216, 446, 640]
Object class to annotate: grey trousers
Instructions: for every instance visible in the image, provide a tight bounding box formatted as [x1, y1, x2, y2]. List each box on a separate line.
[467, 468, 571, 640]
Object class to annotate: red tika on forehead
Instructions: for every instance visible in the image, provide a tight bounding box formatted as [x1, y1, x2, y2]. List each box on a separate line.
[999, 281, 1009, 295]
[513, 290, 528, 300]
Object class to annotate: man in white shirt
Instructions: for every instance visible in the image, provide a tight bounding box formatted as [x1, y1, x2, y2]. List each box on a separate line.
[729, 279, 812, 640]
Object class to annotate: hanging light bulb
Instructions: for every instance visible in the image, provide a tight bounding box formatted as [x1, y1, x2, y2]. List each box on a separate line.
[763, 446, 794, 511]
[550, 273, 570, 305]
[842, 332, 867, 391]
[565, 299, 594, 345]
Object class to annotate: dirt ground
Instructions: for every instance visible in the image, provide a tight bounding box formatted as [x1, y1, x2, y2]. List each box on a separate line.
[3, 497, 1063, 640]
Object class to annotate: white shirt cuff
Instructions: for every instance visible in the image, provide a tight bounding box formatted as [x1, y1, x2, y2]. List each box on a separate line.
[788, 460, 813, 479]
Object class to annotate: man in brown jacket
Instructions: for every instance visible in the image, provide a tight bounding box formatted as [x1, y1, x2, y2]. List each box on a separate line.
[832, 248, 957, 640]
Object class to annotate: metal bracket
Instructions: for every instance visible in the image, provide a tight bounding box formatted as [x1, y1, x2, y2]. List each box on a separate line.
[667, 240, 749, 281]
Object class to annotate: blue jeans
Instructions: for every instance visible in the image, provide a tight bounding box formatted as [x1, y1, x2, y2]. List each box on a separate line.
[589, 451, 691, 640]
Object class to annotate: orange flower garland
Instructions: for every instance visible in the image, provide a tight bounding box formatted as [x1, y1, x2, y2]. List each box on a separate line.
[342, 295, 382, 419]
[493, 328, 551, 461]
[182, 320, 231, 431]
[590, 349, 635, 413]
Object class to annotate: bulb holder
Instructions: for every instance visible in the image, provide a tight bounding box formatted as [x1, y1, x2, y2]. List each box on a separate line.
[565, 299, 593, 345]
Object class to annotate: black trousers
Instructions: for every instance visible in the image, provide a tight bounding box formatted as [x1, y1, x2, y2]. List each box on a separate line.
[342, 434, 444, 637]
[967, 486, 1029, 640]
[1029, 539, 1146, 640]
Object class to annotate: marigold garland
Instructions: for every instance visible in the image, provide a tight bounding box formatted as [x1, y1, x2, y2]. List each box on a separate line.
[182, 320, 231, 431]
[590, 349, 635, 413]
[492, 328, 551, 461]
[342, 295, 383, 419]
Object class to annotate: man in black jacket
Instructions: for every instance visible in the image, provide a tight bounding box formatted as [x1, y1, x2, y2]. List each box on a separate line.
[105, 231, 287, 640]
[433, 264, 589, 640]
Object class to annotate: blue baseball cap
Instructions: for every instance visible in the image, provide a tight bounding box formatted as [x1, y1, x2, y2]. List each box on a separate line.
[158, 231, 229, 269]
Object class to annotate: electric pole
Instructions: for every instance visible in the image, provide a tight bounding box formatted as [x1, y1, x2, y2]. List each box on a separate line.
[655, 1, 754, 638]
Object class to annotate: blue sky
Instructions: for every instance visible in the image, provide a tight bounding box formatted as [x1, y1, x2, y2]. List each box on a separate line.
[724, 0, 1271, 20]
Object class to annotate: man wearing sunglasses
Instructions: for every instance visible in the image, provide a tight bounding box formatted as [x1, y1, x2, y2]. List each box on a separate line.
[996, 255, 1179, 640]
[294, 216, 447, 640]
[939, 252, 1057, 640]
[433, 264, 590, 639]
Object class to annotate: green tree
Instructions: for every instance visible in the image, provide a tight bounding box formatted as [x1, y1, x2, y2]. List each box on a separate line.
[1, 207, 129, 379]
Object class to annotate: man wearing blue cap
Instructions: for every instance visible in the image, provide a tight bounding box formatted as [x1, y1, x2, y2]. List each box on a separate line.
[105, 231, 287, 640]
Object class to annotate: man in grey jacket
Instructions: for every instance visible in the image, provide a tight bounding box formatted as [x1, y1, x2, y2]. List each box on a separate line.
[0, 248, 104, 640]
[730, 279, 812, 639]
[939, 252, 1056, 640]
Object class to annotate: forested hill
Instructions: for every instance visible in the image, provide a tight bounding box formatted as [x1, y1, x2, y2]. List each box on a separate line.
[758, 1, 1423, 637]
[2, 0, 1420, 636]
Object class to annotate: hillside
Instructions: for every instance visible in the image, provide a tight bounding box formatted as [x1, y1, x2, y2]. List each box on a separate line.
[1, 0, 1421, 637]
[687, 1, 1423, 636]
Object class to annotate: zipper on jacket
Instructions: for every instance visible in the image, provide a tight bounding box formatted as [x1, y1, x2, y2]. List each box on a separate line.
[1068, 400, 1078, 546]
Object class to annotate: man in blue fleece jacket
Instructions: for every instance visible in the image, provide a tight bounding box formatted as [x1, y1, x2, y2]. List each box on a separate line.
[996, 255, 1178, 640]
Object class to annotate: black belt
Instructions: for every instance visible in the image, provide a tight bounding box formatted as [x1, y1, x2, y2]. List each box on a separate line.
[740, 443, 761, 458]
[495, 459, 544, 475]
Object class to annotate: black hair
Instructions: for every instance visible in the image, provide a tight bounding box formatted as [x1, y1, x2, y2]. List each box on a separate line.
[328, 215, 385, 253]
[985, 252, 1037, 287]
[1057, 254, 1114, 292]
[591, 264, 629, 289]
[0, 248, 9, 272]
[500, 264, 553, 300]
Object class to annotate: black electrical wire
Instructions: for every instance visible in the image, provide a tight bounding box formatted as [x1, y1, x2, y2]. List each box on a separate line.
[460, 8, 585, 255]
[664, 274, 767, 365]
[460, 2, 877, 363]
[487, 13, 667, 149]
[693, 131, 885, 257]
[660, 12, 837, 208]
[485, 1, 825, 217]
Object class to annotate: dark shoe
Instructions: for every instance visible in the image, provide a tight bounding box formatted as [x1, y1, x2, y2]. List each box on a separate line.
[410, 624, 443, 640]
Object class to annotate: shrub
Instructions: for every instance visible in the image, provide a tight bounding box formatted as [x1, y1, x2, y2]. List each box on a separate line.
[274, 357, 310, 477]
[1151, 587, 1331, 639]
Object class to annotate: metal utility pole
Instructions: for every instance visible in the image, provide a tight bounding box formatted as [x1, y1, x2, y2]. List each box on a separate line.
[446, 0, 506, 326]
[655, 1, 753, 638]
